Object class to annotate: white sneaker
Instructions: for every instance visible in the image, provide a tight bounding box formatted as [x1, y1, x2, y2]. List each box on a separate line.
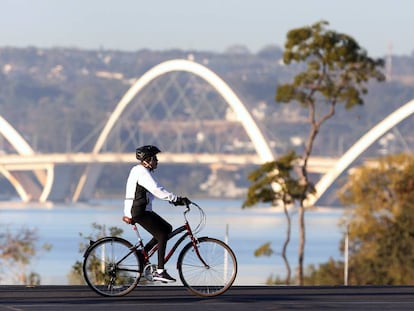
[153, 270, 176, 283]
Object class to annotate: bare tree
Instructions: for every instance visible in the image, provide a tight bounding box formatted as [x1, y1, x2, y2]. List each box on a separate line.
[0, 226, 51, 285]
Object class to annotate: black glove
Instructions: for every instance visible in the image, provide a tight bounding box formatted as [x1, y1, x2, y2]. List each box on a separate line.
[173, 196, 191, 206]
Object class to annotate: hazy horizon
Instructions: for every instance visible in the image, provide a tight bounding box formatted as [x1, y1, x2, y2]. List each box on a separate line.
[1, 0, 413, 57]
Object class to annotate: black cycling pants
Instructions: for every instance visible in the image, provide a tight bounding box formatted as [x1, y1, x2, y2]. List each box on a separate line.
[133, 211, 172, 270]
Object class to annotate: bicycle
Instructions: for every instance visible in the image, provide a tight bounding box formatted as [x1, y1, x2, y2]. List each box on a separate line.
[82, 201, 238, 297]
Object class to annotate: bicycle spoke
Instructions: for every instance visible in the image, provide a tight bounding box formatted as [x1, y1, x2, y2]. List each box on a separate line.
[83, 237, 142, 297]
[178, 237, 237, 297]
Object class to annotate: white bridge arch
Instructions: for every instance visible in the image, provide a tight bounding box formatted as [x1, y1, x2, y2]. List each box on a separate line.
[73, 59, 275, 201]
[0, 115, 54, 202]
[308, 98, 414, 206]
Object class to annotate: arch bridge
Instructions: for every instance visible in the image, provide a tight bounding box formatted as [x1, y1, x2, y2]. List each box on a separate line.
[1, 59, 413, 205]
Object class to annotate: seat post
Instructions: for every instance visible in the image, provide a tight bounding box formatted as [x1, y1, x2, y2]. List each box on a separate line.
[132, 224, 144, 248]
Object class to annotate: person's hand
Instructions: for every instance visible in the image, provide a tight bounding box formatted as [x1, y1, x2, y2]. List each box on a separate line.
[173, 197, 191, 206]
[122, 216, 133, 224]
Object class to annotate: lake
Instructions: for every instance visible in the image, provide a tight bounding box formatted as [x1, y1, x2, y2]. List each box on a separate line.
[0, 199, 345, 285]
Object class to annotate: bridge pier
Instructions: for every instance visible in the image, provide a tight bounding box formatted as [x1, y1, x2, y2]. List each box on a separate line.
[47, 165, 78, 202]
[73, 164, 103, 202]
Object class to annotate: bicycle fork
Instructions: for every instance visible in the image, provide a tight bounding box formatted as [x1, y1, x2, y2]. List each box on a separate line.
[186, 223, 210, 269]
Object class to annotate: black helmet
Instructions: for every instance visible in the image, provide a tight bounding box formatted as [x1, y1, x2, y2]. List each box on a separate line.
[136, 145, 161, 161]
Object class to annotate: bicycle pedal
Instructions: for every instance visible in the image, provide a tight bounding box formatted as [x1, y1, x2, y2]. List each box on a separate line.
[143, 263, 157, 281]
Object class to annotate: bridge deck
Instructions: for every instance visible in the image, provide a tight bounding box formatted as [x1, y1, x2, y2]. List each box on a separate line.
[0, 152, 338, 173]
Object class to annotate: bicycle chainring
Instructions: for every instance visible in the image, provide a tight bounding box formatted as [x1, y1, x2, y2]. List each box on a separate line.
[143, 263, 157, 281]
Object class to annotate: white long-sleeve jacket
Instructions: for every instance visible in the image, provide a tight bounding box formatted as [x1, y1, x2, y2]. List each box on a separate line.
[123, 164, 177, 218]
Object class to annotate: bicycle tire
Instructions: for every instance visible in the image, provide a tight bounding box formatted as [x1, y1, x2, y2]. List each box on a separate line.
[82, 237, 143, 297]
[177, 237, 237, 297]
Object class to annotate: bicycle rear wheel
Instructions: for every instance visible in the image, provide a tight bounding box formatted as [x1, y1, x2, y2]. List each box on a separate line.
[177, 237, 237, 297]
[82, 237, 143, 297]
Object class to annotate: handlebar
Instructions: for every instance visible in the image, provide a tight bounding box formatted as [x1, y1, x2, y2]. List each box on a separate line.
[183, 200, 198, 213]
[184, 201, 205, 233]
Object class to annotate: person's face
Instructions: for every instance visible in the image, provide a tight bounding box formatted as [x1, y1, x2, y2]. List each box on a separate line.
[148, 155, 158, 169]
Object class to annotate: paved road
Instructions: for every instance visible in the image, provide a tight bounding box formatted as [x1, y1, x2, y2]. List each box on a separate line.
[0, 285, 413, 311]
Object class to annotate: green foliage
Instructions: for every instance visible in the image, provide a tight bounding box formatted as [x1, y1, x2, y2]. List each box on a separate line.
[264, 274, 291, 285]
[67, 223, 124, 285]
[303, 258, 345, 285]
[338, 153, 414, 285]
[277, 20, 385, 110]
[254, 242, 274, 257]
[298, 154, 414, 285]
[243, 150, 304, 208]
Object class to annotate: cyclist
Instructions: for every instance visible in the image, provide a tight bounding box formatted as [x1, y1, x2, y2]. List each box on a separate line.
[123, 145, 190, 283]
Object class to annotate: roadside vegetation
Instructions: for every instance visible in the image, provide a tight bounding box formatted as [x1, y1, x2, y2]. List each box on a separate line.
[0, 226, 51, 285]
[304, 153, 414, 285]
[67, 223, 123, 285]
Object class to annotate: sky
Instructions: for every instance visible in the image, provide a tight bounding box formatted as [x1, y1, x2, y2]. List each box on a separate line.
[1, 0, 413, 57]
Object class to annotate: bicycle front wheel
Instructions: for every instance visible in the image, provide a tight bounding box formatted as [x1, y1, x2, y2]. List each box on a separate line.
[82, 237, 143, 297]
[177, 237, 237, 297]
